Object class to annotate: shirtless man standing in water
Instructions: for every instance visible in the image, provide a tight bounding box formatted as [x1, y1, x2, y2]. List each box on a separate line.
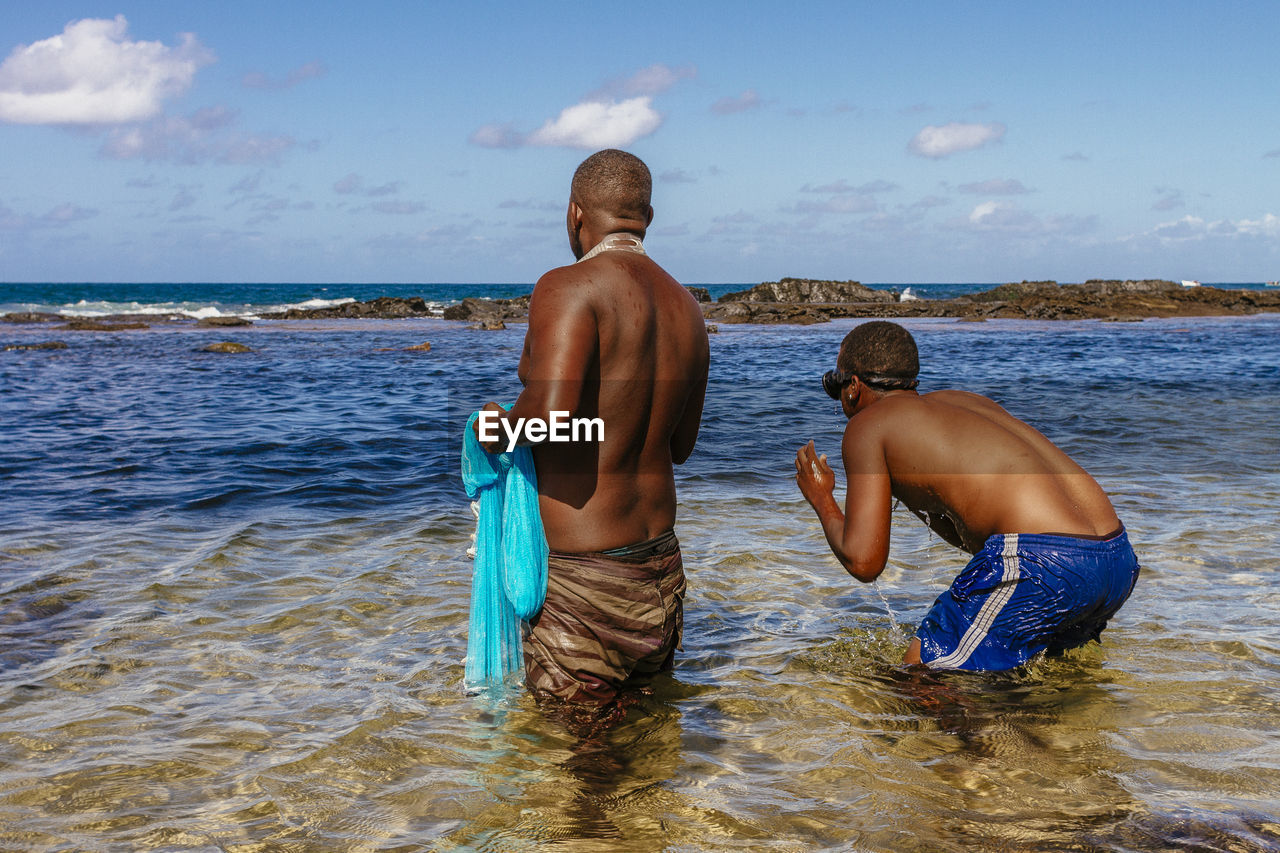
[477, 149, 709, 709]
[795, 321, 1139, 671]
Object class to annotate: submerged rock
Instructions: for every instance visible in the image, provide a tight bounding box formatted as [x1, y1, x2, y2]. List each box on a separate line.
[200, 341, 252, 353]
[198, 316, 253, 327]
[473, 319, 506, 331]
[3, 341, 68, 351]
[64, 319, 149, 331]
[2, 312, 62, 324]
[404, 341, 433, 351]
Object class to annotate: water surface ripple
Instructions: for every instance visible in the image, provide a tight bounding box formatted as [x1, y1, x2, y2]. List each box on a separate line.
[2, 316, 1278, 851]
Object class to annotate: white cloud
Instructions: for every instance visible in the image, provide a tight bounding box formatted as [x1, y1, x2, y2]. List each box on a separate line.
[1138, 214, 1280, 242]
[908, 122, 1006, 159]
[470, 65, 691, 150]
[0, 15, 212, 125]
[711, 89, 762, 115]
[526, 96, 662, 149]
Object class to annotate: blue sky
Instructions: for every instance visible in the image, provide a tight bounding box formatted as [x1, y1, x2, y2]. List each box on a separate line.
[1, 1, 1277, 284]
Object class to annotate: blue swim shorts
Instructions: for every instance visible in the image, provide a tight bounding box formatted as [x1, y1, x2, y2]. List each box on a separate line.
[916, 528, 1140, 671]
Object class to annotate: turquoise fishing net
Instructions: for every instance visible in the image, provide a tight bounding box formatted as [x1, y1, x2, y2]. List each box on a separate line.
[460, 408, 548, 689]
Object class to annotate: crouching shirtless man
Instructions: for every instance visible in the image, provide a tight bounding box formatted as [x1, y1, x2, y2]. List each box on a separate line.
[795, 321, 1139, 671]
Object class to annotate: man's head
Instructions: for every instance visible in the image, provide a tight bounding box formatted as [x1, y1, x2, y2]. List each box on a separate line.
[824, 321, 919, 412]
[567, 149, 653, 258]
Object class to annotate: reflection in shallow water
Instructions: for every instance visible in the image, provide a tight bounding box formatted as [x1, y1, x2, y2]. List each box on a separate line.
[2, 316, 1279, 849]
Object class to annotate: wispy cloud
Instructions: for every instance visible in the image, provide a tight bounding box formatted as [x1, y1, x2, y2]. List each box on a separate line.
[99, 106, 300, 165]
[958, 178, 1031, 195]
[801, 179, 898, 194]
[1133, 214, 1280, 242]
[333, 173, 401, 196]
[1152, 187, 1184, 211]
[711, 89, 763, 115]
[787, 195, 879, 215]
[659, 169, 698, 184]
[470, 64, 691, 150]
[0, 200, 98, 230]
[945, 201, 1096, 236]
[242, 61, 326, 90]
[908, 122, 1006, 159]
[1263, 149, 1280, 159]
[0, 16, 212, 125]
[586, 63, 696, 100]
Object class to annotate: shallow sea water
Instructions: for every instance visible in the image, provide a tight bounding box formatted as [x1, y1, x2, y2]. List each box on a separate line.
[2, 315, 1279, 851]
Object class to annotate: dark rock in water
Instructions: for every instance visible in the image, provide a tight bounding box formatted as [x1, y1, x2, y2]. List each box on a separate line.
[719, 277, 895, 304]
[200, 341, 252, 353]
[473, 319, 506, 331]
[261, 296, 433, 319]
[3, 341, 69, 351]
[198, 316, 252, 327]
[687, 286, 712, 303]
[2, 312, 62, 324]
[64, 319, 149, 331]
[706, 324, 719, 334]
[443, 296, 530, 323]
[703, 301, 833, 325]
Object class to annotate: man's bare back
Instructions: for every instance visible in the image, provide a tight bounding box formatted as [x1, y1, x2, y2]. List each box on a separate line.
[848, 390, 1121, 554]
[516, 248, 708, 552]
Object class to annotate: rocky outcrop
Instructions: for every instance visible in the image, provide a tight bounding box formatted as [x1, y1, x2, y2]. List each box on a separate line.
[261, 296, 434, 320]
[697, 279, 1280, 324]
[719, 278, 896, 304]
[2, 312, 62, 324]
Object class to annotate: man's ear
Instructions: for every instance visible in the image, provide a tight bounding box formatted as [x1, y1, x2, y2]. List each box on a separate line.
[644, 204, 654, 227]
[568, 201, 585, 228]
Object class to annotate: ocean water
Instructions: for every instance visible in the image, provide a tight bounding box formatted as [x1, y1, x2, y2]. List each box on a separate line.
[2, 287, 1280, 851]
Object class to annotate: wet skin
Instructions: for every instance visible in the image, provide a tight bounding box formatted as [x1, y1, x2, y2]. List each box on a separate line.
[478, 203, 709, 553]
[795, 380, 1121, 665]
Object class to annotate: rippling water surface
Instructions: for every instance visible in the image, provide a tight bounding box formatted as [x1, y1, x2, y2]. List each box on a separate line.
[2, 315, 1279, 851]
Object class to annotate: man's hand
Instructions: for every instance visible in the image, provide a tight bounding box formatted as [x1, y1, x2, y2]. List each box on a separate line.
[795, 440, 836, 509]
[473, 401, 506, 454]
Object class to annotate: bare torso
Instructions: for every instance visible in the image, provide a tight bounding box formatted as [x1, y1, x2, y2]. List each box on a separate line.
[516, 250, 708, 552]
[854, 390, 1121, 552]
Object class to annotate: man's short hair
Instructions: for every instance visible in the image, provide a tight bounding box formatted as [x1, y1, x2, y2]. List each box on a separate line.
[837, 321, 919, 386]
[571, 149, 651, 220]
